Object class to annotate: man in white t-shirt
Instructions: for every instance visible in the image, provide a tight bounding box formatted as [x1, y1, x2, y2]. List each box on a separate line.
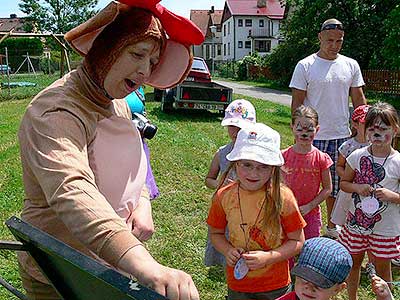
[289, 18, 367, 239]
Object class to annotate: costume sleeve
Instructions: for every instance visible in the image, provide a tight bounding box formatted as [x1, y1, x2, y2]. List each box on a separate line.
[289, 62, 307, 91]
[280, 186, 306, 234]
[207, 193, 227, 229]
[19, 110, 140, 266]
[351, 60, 365, 87]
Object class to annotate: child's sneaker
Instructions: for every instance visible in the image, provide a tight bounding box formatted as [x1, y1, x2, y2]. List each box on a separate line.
[324, 226, 340, 239]
[391, 257, 400, 267]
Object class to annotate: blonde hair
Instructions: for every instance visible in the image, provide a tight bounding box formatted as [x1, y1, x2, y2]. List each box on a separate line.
[216, 163, 283, 249]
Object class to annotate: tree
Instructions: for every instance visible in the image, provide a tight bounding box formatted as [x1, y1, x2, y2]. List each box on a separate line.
[266, 0, 398, 84]
[19, 0, 99, 34]
[381, 4, 400, 70]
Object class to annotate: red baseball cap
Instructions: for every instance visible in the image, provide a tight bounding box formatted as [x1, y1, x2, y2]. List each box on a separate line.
[351, 105, 370, 123]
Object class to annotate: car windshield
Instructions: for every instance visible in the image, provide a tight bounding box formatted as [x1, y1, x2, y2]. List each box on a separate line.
[191, 59, 207, 72]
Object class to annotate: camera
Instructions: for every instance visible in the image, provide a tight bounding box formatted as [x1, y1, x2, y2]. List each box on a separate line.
[132, 112, 158, 140]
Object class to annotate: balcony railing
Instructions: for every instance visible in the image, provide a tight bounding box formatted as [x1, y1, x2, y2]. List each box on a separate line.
[248, 28, 272, 38]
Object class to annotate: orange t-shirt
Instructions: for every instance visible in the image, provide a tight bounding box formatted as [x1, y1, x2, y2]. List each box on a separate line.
[207, 182, 306, 293]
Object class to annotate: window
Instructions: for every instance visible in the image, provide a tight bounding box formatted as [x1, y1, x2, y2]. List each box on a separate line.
[224, 44, 226, 55]
[245, 41, 251, 49]
[223, 24, 226, 36]
[228, 42, 230, 55]
[245, 19, 252, 27]
[238, 41, 243, 48]
[259, 19, 264, 27]
[238, 19, 243, 27]
[228, 21, 230, 35]
[254, 40, 271, 52]
[217, 44, 221, 55]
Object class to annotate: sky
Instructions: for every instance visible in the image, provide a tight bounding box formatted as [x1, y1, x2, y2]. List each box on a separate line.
[0, 0, 225, 19]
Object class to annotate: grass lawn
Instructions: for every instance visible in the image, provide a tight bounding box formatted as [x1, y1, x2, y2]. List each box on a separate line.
[0, 75, 399, 299]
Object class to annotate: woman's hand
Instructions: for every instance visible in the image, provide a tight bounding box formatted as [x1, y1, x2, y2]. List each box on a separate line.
[242, 251, 270, 270]
[119, 245, 199, 300]
[225, 247, 243, 267]
[131, 197, 154, 241]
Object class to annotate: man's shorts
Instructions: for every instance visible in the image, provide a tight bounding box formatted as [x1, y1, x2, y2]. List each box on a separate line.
[313, 138, 348, 198]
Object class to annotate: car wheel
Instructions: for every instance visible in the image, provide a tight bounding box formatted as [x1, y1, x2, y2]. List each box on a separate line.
[161, 89, 175, 113]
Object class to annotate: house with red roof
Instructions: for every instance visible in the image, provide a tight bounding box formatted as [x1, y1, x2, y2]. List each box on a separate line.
[190, 7, 223, 66]
[0, 14, 27, 33]
[222, 0, 285, 61]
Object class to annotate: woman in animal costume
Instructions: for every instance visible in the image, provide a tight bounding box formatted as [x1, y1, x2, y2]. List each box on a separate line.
[17, 1, 204, 299]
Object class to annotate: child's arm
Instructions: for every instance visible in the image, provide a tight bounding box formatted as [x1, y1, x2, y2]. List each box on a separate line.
[336, 153, 347, 178]
[300, 168, 332, 216]
[371, 275, 393, 300]
[340, 162, 372, 196]
[241, 228, 304, 270]
[374, 188, 400, 204]
[205, 152, 220, 189]
[209, 226, 242, 267]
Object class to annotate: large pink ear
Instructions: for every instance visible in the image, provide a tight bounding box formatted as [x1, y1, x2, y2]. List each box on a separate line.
[64, 1, 121, 56]
[145, 40, 192, 89]
[119, 0, 204, 46]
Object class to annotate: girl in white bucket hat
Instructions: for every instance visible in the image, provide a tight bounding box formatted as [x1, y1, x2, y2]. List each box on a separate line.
[207, 122, 306, 300]
[204, 99, 256, 267]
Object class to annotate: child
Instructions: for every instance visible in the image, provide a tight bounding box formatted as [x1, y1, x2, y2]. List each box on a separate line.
[281, 105, 333, 240]
[277, 237, 352, 300]
[207, 122, 306, 300]
[205, 99, 256, 189]
[339, 102, 400, 300]
[204, 99, 256, 267]
[331, 104, 370, 227]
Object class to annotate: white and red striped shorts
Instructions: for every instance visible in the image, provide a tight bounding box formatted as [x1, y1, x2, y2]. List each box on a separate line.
[339, 225, 400, 259]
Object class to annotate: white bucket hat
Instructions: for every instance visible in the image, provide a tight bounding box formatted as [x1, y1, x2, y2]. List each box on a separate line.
[226, 123, 284, 166]
[221, 99, 256, 128]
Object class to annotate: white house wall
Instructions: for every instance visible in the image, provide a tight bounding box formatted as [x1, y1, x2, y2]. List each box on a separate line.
[222, 15, 282, 61]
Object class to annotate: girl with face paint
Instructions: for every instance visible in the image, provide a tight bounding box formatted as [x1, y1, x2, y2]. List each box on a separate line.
[339, 102, 400, 300]
[281, 105, 333, 243]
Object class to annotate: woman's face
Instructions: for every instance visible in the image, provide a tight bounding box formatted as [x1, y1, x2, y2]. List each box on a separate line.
[103, 38, 161, 99]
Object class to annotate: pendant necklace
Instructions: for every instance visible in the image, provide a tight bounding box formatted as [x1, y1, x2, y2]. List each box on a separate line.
[361, 146, 390, 214]
[234, 184, 266, 280]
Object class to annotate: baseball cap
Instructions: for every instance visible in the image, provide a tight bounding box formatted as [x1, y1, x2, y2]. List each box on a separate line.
[221, 99, 256, 128]
[65, 0, 204, 89]
[292, 237, 353, 289]
[226, 123, 284, 166]
[320, 18, 343, 32]
[351, 105, 370, 123]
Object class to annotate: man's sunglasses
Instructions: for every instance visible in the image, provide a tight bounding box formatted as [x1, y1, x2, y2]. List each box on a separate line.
[320, 23, 344, 31]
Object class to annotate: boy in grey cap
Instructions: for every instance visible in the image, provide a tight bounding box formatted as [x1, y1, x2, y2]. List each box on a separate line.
[278, 237, 351, 300]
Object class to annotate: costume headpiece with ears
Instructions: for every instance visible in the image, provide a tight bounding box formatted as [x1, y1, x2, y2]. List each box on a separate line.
[64, 0, 204, 90]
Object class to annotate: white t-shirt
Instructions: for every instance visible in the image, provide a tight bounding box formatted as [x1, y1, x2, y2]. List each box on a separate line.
[346, 147, 400, 236]
[289, 53, 365, 140]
